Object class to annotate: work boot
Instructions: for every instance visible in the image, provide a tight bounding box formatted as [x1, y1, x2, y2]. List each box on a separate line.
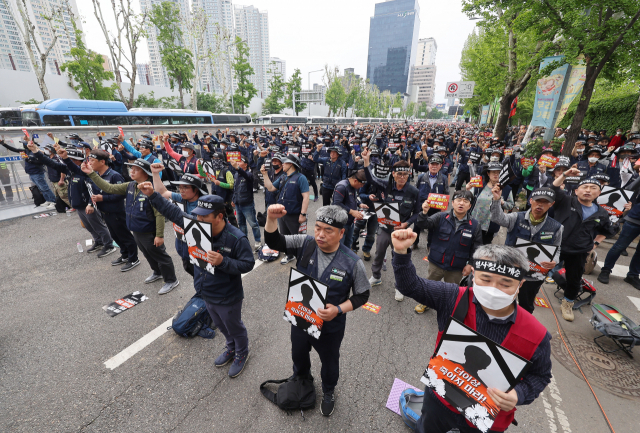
[597, 269, 610, 284]
[363, 252, 371, 261]
[415, 304, 429, 314]
[624, 275, 640, 290]
[561, 299, 574, 322]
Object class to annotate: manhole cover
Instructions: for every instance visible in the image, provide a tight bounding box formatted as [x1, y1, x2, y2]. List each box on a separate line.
[550, 331, 640, 400]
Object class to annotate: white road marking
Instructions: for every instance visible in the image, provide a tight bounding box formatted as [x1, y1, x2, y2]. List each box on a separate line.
[104, 260, 263, 370]
[542, 375, 572, 433]
[596, 261, 627, 278]
[628, 296, 640, 312]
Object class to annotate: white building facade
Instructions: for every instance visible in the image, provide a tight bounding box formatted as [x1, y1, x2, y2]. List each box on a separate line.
[233, 5, 269, 97]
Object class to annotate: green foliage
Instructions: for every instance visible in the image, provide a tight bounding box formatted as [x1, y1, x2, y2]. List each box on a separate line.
[557, 92, 638, 133]
[262, 68, 286, 114]
[197, 92, 230, 113]
[15, 98, 43, 105]
[60, 28, 118, 101]
[325, 78, 346, 117]
[132, 91, 180, 109]
[427, 108, 445, 119]
[285, 68, 306, 115]
[150, 1, 194, 109]
[232, 38, 258, 114]
[522, 137, 564, 158]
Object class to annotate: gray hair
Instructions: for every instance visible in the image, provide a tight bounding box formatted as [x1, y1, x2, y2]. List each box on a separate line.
[316, 205, 348, 225]
[472, 244, 528, 270]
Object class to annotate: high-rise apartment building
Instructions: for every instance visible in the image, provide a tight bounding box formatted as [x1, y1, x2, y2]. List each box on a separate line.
[416, 37, 436, 66]
[366, 0, 420, 95]
[0, 0, 83, 75]
[137, 63, 155, 86]
[233, 5, 269, 97]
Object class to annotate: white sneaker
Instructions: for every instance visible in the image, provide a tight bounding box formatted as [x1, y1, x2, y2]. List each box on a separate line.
[45, 203, 56, 210]
[395, 289, 404, 302]
[369, 276, 382, 286]
[41, 201, 53, 207]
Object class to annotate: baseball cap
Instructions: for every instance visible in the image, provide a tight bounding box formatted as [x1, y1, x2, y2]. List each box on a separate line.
[125, 158, 153, 175]
[429, 155, 443, 164]
[66, 148, 85, 160]
[530, 187, 556, 202]
[191, 194, 226, 216]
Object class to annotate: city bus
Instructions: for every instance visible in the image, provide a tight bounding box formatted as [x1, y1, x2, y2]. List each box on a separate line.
[19, 99, 251, 127]
[254, 114, 309, 125]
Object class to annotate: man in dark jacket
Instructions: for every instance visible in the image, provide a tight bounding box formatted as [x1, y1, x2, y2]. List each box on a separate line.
[136, 188, 255, 378]
[552, 168, 618, 321]
[231, 155, 262, 250]
[331, 169, 368, 248]
[313, 144, 347, 206]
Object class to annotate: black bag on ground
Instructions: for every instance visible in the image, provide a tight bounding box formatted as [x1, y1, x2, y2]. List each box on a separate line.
[170, 294, 216, 339]
[256, 211, 266, 227]
[260, 373, 316, 414]
[30, 185, 45, 207]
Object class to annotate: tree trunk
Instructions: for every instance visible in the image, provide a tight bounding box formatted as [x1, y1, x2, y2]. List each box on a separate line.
[178, 85, 184, 109]
[36, 70, 50, 101]
[632, 89, 640, 132]
[563, 64, 598, 156]
[494, 96, 513, 140]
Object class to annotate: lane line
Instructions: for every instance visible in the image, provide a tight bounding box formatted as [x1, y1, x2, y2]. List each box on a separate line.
[104, 260, 264, 370]
[595, 261, 626, 278]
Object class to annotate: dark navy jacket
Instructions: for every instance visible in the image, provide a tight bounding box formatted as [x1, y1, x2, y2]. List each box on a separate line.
[365, 165, 421, 231]
[148, 192, 255, 305]
[92, 168, 126, 214]
[1, 141, 45, 175]
[314, 152, 347, 190]
[415, 172, 449, 202]
[505, 212, 562, 246]
[332, 179, 358, 225]
[233, 167, 254, 206]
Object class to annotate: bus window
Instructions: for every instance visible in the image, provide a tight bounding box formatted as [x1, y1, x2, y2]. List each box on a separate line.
[130, 116, 152, 125]
[103, 115, 130, 126]
[43, 115, 72, 126]
[195, 116, 208, 124]
[21, 111, 41, 126]
[171, 116, 187, 125]
[152, 116, 170, 125]
[72, 115, 105, 126]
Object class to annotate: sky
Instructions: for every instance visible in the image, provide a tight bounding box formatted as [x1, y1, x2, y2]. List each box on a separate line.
[75, 0, 478, 106]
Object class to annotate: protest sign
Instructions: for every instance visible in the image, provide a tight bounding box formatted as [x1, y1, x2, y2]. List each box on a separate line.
[538, 155, 558, 168]
[498, 161, 516, 188]
[375, 202, 401, 230]
[362, 302, 381, 314]
[469, 152, 482, 164]
[596, 186, 633, 223]
[172, 202, 186, 241]
[168, 159, 184, 176]
[427, 193, 450, 210]
[468, 176, 483, 188]
[503, 149, 513, 157]
[198, 159, 215, 182]
[226, 151, 241, 163]
[421, 317, 531, 433]
[373, 164, 391, 179]
[103, 291, 148, 317]
[520, 157, 536, 166]
[284, 269, 328, 339]
[514, 238, 558, 278]
[184, 217, 215, 274]
[287, 146, 300, 157]
[301, 143, 313, 155]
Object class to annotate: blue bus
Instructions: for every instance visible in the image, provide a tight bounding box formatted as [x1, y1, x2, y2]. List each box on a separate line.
[19, 99, 251, 127]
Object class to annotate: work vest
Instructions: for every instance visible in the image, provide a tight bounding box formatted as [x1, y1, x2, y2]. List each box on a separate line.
[125, 181, 155, 233]
[295, 236, 359, 334]
[431, 287, 547, 432]
[416, 172, 446, 201]
[428, 213, 478, 271]
[505, 212, 562, 246]
[233, 170, 254, 205]
[265, 169, 286, 206]
[383, 180, 419, 231]
[576, 160, 607, 177]
[68, 173, 92, 210]
[322, 159, 344, 189]
[180, 155, 199, 175]
[277, 171, 303, 214]
[212, 167, 232, 202]
[193, 222, 248, 305]
[333, 179, 357, 224]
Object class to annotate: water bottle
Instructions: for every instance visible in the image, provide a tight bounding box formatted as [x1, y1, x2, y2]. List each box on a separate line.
[77, 242, 83, 253]
[66, 209, 71, 217]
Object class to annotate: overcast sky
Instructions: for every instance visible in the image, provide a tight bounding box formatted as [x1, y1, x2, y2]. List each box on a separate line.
[76, 0, 478, 106]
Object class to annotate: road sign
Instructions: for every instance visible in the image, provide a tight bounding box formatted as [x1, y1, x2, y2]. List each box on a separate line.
[445, 81, 475, 99]
[392, 108, 401, 113]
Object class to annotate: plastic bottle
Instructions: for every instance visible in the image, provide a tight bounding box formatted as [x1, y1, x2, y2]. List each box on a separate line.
[66, 209, 71, 217]
[77, 242, 83, 253]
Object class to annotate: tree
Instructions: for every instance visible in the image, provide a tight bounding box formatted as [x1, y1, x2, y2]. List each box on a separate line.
[197, 92, 231, 113]
[185, 7, 208, 110]
[405, 101, 416, 119]
[60, 27, 118, 100]
[132, 91, 179, 109]
[91, 0, 147, 109]
[262, 64, 286, 115]
[461, 1, 556, 139]
[524, 0, 640, 154]
[3, 0, 65, 100]
[325, 76, 347, 117]
[150, 1, 194, 109]
[232, 38, 258, 114]
[285, 68, 306, 115]
[206, 23, 234, 102]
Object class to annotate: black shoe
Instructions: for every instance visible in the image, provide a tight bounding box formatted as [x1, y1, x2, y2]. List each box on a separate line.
[320, 392, 335, 416]
[97, 246, 117, 258]
[624, 275, 640, 290]
[111, 256, 127, 266]
[597, 270, 610, 284]
[621, 250, 629, 256]
[87, 243, 103, 253]
[121, 259, 140, 272]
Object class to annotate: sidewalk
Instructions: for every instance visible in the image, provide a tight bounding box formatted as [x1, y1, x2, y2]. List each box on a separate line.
[0, 203, 53, 221]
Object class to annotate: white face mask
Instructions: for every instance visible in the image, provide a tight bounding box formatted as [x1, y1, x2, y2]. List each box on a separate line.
[588, 157, 599, 163]
[490, 156, 499, 162]
[576, 148, 585, 154]
[182, 151, 190, 158]
[473, 278, 518, 311]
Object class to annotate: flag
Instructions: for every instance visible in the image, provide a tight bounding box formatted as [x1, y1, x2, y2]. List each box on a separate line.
[509, 97, 518, 118]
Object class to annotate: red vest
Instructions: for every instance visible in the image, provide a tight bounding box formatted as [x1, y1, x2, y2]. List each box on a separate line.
[433, 287, 547, 432]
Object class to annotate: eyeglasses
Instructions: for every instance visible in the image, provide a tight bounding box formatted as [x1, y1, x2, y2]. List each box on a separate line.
[395, 172, 410, 177]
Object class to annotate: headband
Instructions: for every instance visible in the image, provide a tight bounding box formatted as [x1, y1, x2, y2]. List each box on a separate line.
[394, 166, 411, 173]
[317, 215, 345, 229]
[472, 259, 526, 280]
[578, 178, 602, 190]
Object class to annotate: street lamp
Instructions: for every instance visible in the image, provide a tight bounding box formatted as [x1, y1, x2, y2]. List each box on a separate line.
[308, 69, 323, 117]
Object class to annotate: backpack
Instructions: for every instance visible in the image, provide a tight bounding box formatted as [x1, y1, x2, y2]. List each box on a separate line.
[258, 245, 280, 262]
[260, 373, 316, 417]
[171, 295, 216, 339]
[30, 184, 45, 207]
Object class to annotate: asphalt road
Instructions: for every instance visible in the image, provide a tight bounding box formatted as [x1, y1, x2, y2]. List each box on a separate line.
[1, 190, 639, 433]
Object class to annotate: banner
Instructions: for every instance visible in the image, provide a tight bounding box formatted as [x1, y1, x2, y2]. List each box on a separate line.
[184, 217, 215, 274]
[555, 64, 586, 127]
[287, 146, 301, 157]
[103, 291, 148, 317]
[596, 186, 633, 223]
[284, 269, 328, 339]
[426, 193, 450, 210]
[531, 56, 570, 129]
[375, 202, 401, 231]
[514, 238, 559, 278]
[421, 317, 531, 433]
[479, 105, 490, 126]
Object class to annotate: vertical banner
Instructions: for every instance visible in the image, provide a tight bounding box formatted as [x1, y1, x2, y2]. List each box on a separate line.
[554, 64, 586, 127]
[531, 56, 569, 129]
[480, 105, 490, 126]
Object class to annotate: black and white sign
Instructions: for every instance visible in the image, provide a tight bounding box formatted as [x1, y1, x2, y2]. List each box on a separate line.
[375, 202, 401, 230]
[514, 238, 558, 278]
[168, 159, 183, 176]
[596, 186, 633, 222]
[445, 81, 475, 99]
[184, 217, 214, 274]
[498, 161, 516, 188]
[103, 291, 148, 317]
[469, 151, 482, 164]
[373, 164, 391, 179]
[284, 269, 328, 339]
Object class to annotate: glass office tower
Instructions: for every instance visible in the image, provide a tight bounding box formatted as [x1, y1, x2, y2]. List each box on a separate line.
[366, 0, 421, 95]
